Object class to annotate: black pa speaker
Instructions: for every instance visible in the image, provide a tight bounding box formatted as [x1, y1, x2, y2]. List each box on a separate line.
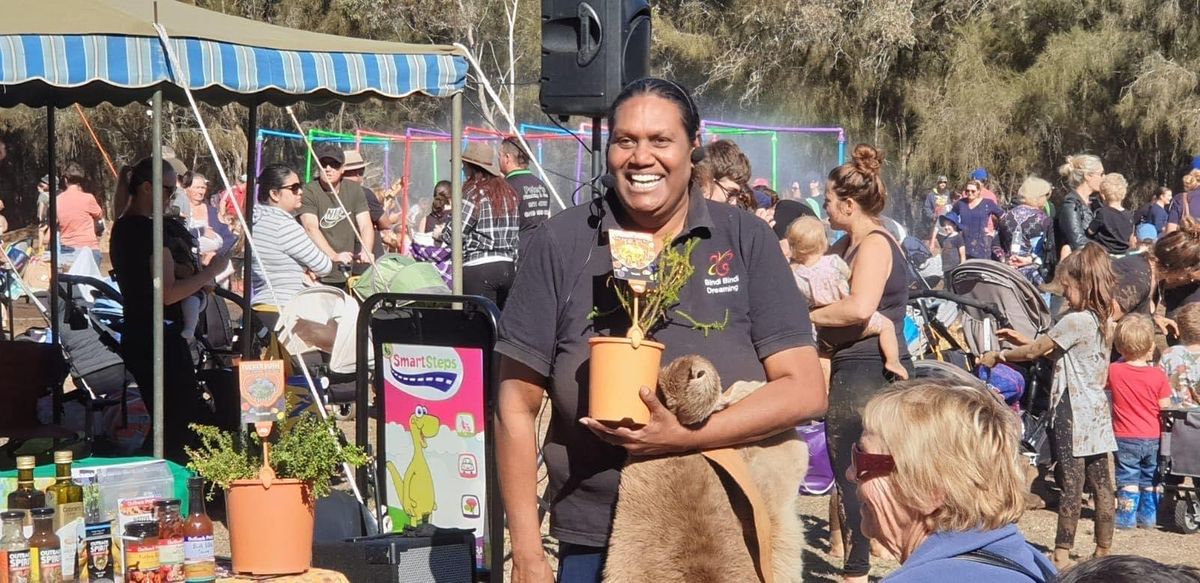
[312, 528, 477, 583]
[540, 0, 651, 118]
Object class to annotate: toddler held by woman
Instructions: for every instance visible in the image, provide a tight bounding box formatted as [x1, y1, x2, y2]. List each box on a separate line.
[786, 216, 907, 380]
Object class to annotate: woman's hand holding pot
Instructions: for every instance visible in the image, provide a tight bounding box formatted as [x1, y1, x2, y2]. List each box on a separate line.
[580, 387, 695, 456]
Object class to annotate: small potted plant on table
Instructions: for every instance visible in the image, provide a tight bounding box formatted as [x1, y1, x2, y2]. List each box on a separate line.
[186, 412, 367, 576]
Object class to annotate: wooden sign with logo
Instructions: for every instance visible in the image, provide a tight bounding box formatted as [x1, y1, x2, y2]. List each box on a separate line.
[608, 229, 659, 294]
[238, 360, 286, 427]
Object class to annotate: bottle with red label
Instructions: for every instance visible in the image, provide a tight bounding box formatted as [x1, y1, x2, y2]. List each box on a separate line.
[1, 510, 32, 583]
[155, 499, 185, 582]
[27, 508, 60, 583]
[182, 479, 214, 583]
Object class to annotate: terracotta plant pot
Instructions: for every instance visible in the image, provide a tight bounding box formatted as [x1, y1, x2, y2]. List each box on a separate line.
[588, 336, 665, 427]
[227, 478, 314, 575]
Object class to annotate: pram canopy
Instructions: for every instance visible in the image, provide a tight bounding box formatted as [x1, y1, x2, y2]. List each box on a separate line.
[946, 260, 1052, 354]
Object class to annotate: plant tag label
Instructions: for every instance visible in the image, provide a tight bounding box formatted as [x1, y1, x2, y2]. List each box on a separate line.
[608, 230, 659, 293]
[239, 360, 286, 426]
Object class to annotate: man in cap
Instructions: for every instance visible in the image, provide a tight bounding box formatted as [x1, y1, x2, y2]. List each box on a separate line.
[499, 136, 553, 234]
[340, 149, 389, 257]
[299, 143, 375, 286]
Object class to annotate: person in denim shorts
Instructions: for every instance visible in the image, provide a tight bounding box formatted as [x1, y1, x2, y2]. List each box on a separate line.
[1106, 314, 1173, 529]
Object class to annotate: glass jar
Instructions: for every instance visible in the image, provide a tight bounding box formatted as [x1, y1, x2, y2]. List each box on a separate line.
[123, 521, 160, 582]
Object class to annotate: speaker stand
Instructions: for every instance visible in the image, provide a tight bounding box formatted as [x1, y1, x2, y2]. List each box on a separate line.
[591, 117, 604, 199]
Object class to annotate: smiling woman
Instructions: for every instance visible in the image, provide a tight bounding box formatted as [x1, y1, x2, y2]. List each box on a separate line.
[495, 78, 828, 583]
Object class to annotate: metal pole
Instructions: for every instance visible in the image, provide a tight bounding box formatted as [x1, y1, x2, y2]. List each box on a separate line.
[242, 102, 258, 359]
[838, 130, 847, 166]
[304, 132, 314, 182]
[451, 93, 464, 294]
[403, 131, 413, 201]
[47, 107, 58, 346]
[255, 132, 264, 178]
[771, 132, 779, 190]
[384, 141, 392, 187]
[152, 91, 165, 459]
[575, 140, 584, 193]
[47, 106, 61, 425]
[591, 117, 603, 199]
[432, 142, 440, 185]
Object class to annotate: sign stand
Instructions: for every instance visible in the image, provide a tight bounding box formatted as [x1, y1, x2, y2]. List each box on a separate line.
[356, 293, 501, 581]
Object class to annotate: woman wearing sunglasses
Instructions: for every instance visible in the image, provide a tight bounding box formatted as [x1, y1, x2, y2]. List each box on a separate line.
[951, 179, 1007, 260]
[249, 164, 333, 319]
[851, 382, 1056, 582]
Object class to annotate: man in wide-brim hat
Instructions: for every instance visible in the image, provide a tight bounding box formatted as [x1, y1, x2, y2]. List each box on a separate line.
[341, 149, 392, 257]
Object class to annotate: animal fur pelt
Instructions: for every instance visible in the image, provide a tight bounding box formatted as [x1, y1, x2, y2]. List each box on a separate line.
[603, 356, 807, 583]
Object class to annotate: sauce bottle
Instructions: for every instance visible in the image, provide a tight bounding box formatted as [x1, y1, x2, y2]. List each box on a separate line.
[154, 500, 184, 583]
[181, 479, 214, 583]
[6, 457, 45, 532]
[1, 510, 32, 583]
[27, 508, 60, 583]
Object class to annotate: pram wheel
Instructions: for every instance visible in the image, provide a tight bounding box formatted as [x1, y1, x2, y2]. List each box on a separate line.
[1172, 493, 1200, 534]
[331, 402, 355, 421]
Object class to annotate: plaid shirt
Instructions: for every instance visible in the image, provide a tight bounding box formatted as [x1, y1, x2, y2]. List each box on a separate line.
[439, 181, 520, 264]
[410, 241, 453, 287]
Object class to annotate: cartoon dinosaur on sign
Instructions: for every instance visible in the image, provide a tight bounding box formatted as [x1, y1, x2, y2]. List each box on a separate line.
[387, 405, 441, 526]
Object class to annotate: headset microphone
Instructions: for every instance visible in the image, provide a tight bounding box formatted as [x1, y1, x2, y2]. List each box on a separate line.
[600, 174, 617, 190]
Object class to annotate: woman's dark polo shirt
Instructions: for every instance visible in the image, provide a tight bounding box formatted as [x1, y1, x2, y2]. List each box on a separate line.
[497, 191, 815, 547]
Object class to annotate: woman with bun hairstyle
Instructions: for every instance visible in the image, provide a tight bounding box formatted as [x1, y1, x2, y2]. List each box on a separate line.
[809, 143, 912, 582]
[1055, 154, 1104, 257]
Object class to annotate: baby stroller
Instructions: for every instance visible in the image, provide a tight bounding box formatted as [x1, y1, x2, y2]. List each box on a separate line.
[49, 273, 256, 452]
[1160, 407, 1200, 533]
[909, 260, 1055, 460]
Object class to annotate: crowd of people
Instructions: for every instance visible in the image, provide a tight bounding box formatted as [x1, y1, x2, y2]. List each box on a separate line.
[13, 74, 1200, 582]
